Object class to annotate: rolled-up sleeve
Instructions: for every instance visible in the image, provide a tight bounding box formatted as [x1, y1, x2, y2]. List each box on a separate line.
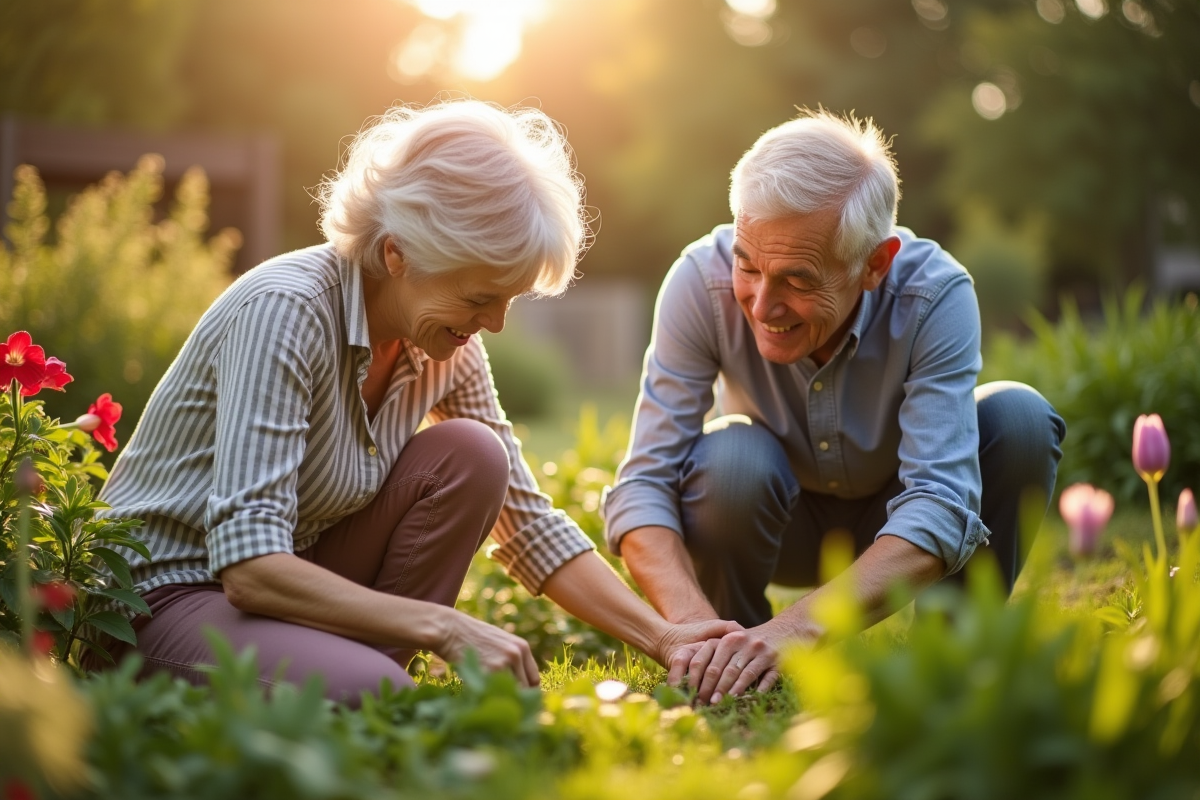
[205, 293, 318, 576]
[429, 337, 594, 595]
[879, 276, 990, 574]
[602, 255, 721, 555]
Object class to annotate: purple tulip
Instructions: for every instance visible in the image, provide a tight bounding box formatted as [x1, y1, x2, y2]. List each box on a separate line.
[1059, 483, 1114, 558]
[1133, 414, 1171, 483]
[1178, 488, 1198, 538]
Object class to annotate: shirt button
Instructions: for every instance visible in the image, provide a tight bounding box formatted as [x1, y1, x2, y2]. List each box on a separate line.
[813, 381, 824, 392]
[819, 441, 830, 451]
[828, 481, 839, 489]
[367, 446, 378, 456]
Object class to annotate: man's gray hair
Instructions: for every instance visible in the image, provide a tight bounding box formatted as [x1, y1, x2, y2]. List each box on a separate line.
[729, 109, 900, 274]
[318, 100, 588, 296]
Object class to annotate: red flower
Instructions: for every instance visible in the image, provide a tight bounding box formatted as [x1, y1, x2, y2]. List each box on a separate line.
[86, 393, 122, 452]
[30, 630, 55, 658]
[22, 356, 72, 397]
[0, 331, 46, 393]
[3, 778, 37, 800]
[0, 331, 72, 397]
[34, 581, 75, 612]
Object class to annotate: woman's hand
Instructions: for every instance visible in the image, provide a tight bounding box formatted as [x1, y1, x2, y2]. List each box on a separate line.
[434, 609, 541, 688]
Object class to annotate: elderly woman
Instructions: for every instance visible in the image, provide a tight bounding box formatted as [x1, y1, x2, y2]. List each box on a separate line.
[96, 100, 732, 702]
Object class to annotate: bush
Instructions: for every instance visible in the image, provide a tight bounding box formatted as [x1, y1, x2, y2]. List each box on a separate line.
[981, 287, 1200, 506]
[481, 328, 567, 420]
[0, 334, 146, 670]
[0, 158, 237, 447]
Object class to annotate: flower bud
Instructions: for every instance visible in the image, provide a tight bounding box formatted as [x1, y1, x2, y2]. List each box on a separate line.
[34, 581, 75, 613]
[1178, 488, 1198, 538]
[1059, 483, 1114, 559]
[74, 413, 102, 433]
[13, 458, 43, 496]
[1132, 414, 1170, 483]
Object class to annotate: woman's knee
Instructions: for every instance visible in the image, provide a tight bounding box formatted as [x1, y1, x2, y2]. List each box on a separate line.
[407, 418, 510, 496]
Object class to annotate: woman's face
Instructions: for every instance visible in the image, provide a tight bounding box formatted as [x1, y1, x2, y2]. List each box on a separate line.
[377, 240, 529, 361]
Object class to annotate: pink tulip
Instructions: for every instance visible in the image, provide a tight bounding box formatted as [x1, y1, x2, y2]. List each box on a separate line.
[1132, 414, 1170, 483]
[1059, 483, 1114, 558]
[1178, 489, 1198, 538]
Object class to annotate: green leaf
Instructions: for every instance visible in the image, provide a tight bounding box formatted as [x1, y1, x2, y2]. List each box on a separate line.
[96, 587, 151, 617]
[85, 610, 138, 645]
[91, 546, 134, 587]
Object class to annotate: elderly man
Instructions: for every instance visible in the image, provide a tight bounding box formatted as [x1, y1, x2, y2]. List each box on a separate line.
[602, 110, 1065, 704]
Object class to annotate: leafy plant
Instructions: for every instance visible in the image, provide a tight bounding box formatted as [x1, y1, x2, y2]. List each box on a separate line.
[0, 332, 145, 670]
[981, 287, 1200, 506]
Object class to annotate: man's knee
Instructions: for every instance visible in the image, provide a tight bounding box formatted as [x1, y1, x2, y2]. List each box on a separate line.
[680, 418, 796, 555]
[975, 381, 1065, 474]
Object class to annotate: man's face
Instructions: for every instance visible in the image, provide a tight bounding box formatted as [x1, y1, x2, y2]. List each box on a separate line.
[731, 210, 879, 366]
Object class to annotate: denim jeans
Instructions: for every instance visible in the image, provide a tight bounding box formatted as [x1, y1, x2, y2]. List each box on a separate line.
[679, 381, 1066, 626]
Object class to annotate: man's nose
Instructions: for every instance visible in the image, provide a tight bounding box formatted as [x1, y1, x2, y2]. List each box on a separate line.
[752, 287, 784, 321]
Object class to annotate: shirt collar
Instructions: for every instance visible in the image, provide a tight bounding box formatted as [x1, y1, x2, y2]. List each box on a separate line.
[338, 252, 371, 352]
[338, 252, 429, 376]
[843, 286, 876, 359]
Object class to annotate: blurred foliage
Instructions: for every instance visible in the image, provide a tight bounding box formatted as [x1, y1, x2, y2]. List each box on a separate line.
[0, 648, 91, 799]
[921, 0, 1200, 287]
[981, 286, 1200, 506]
[3, 0, 1196, 323]
[951, 201, 1049, 333]
[0, 159, 236, 444]
[0, 0, 194, 129]
[481, 329, 567, 420]
[457, 406, 633, 667]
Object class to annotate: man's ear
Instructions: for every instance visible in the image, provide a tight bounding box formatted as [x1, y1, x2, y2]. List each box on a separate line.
[382, 238, 407, 278]
[861, 235, 901, 291]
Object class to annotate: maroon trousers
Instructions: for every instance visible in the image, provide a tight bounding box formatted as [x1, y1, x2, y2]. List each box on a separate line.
[102, 418, 510, 706]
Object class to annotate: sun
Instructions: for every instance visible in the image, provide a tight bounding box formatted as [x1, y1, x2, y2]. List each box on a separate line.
[394, 0, 550, 82]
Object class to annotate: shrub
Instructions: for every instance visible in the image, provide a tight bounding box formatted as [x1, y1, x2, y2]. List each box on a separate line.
[481, 328, 567, 420]
[0, 158, 237, 447]
[0, 333, 145, 670]
[981, 288, 1200, 506]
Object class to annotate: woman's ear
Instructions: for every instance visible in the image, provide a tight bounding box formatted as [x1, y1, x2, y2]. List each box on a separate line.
[382, 238, 407, 278]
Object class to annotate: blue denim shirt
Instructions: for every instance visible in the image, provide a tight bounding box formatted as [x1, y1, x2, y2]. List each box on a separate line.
[603, 224, 989, 575]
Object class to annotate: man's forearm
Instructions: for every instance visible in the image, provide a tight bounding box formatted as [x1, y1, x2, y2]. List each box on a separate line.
[619, 525, 719, 623]
[759, 533, 945, 645]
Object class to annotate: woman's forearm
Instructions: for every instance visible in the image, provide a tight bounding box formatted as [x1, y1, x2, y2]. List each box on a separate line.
[220, 552, 448, 650]
[540, 551, 671, 657]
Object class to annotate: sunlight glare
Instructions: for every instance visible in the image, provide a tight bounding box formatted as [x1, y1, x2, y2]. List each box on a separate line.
[972, 82, 1007, 120]
[724, 0, 776, 19]
[399, 0, 549, 82]
[1074, 0, 1107, 19]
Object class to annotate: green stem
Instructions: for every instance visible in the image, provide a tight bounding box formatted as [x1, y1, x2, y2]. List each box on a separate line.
[0, 380, 25, 487]
[1148, 478, 1168, 564]
[15, 495, 32, 655]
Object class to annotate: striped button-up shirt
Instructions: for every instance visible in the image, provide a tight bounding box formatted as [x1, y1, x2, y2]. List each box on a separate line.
[100, 244, 594, 599]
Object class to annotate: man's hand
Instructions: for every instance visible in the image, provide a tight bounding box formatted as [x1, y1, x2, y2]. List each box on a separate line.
[435, 609, 541, 688]
[653, 618, 744, 686]
[688, 626, 786, 704]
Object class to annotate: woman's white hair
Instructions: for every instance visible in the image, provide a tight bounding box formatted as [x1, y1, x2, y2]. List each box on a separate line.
[729, 109, 900, 275]
[318, 100, 588, 296]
